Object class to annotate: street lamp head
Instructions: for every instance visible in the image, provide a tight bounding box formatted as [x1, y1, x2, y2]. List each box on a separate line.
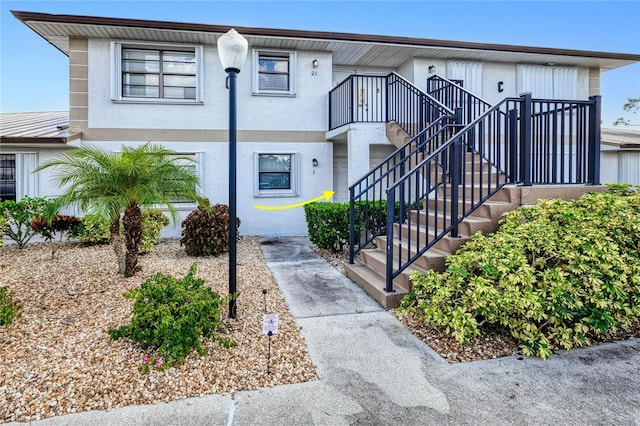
[218, 28, 249, 73]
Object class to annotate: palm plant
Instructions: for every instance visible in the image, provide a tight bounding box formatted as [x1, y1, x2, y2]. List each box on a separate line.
[36, 143, 199, 276]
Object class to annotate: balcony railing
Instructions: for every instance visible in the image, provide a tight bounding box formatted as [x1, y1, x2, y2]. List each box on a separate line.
[329, 72, 452, 135]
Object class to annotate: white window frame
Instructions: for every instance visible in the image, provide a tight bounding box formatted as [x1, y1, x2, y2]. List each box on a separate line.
[254, 152, 300, 197]
[111, 41, 204, 104]
[0, 152, 38, 201]
[252, 49, 297, 96]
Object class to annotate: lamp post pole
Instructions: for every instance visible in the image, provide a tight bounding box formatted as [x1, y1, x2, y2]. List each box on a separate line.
[218, 28, 248, 320]
[228, 67, 238, 319]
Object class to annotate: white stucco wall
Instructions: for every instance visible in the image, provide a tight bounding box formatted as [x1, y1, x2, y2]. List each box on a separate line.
[344, 123, 390, 185]
[88, 40, 331, 132]
[51, 140, 333, 238]
[397, 58, 592, 104]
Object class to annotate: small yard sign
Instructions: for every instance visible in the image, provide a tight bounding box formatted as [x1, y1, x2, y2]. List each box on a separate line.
[262, 314, 279, 335]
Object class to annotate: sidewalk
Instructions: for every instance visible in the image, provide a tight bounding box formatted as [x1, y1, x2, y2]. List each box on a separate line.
[18, 237, 640, 425]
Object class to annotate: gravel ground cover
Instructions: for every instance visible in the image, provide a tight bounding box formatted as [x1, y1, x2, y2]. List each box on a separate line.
[0, 238, 317, 423]
[312, 246, 640, 363]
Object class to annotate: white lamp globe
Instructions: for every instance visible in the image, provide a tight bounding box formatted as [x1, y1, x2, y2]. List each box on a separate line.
[217, 28, 248, 72]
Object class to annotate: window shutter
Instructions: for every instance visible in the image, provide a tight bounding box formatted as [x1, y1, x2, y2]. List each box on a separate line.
[447, 61, 483, 96]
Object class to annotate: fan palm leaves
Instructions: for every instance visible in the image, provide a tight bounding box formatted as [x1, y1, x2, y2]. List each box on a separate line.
[36, 142, 199, 276]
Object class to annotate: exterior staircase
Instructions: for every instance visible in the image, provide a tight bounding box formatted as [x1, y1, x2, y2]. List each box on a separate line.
[329, 73, 602, 310]
[345, 164, 520, 308]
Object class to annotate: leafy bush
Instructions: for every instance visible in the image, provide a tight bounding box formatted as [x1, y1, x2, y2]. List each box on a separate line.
[0, 196, 55, 248]
[303, 200, 411, 252]
[303, 202, 351, 251]
[400, 191, 640, 359]
[70, 214, 111, 245]
[108, 265, 232, 367]
[30, 214, 83, 258]
[0, 217, 8, 247]
[140, 209, 170, 254]
[180, 199, 240, 257]
[30, 214, 83, 241]
[0, 286, 21, 326]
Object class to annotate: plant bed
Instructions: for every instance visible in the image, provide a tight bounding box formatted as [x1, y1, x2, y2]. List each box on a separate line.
[0, 238, 317, 423]
[312, 189, 640, 363]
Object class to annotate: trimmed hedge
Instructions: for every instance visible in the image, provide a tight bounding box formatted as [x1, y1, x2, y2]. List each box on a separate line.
[303, 200, 411, 252]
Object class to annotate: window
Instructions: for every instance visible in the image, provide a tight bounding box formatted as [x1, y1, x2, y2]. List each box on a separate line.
[165, 152, 202, 205]
[112, 42, 203, 103]
[255, 153, 299, 197]
[253, 50, 296, 96]
[447, 61, 483, 96]
[0, 154, 16, 202]
[0, 153, 37, 202]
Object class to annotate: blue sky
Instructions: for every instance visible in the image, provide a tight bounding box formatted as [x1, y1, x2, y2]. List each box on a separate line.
[1, 0, 639, 128]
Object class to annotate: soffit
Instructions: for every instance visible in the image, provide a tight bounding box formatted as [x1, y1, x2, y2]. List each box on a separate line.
[15, 12, 640, 71]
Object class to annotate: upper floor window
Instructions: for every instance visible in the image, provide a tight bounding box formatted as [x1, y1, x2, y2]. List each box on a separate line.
[112, 42, 203, 103]
[252, 50, 296, 96]
[517, 65, 577, 99]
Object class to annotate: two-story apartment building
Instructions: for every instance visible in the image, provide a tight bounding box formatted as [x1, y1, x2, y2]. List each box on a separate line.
[2, 10, 639, 239]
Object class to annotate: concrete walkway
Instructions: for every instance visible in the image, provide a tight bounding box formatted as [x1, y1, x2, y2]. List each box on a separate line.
[20, 237, 640, 425]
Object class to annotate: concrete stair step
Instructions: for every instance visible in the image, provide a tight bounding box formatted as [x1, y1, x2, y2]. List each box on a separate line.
[360, 249, 427, 292]
[343, 263, 408, 309]
[408, 210, 496, 235]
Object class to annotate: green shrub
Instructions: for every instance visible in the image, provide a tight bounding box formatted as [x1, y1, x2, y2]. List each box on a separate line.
[400, 191, 640, 359]
[180, 199, 240, 257]
[0, 196, 55, 248]
[30, 214, 83, 258]
[108, 265, 232, 367]
[71, 214, 111, 245]
[30, 214, 83, 241]
[303, 202, 351, 251]
[303, 200, 411, 252]
[0, 286, 21, 326]
[0, 217, 8, 247]
[71, 210, 169, 252]
[140, 209, 170, 254]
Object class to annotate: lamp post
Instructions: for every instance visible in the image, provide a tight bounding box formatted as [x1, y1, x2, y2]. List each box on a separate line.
[218, 28, 248, 319]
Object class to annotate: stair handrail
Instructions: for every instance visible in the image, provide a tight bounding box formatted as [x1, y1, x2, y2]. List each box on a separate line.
[427, 74, 493, 108]
[387, 72, 455, 137]
[426, 74, 493, 126]
[380, 93, 601, 292]
[390, 72, 455, 116]
[381, 98, 513, 292]
[348, 116, 463, 262]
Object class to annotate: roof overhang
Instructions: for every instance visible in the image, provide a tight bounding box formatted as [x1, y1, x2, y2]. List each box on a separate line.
[11, 10, 640, 71]
[0, 111, 81, 147]
[601, 128, 640, 149]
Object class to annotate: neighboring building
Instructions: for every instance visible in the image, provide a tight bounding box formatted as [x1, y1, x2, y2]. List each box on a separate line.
[600, 128, 640, 185]
[0, 111, 79, 202]
[2, 10, 639, 237]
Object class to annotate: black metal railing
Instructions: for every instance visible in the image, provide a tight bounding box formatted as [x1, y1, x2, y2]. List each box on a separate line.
[387, 73, 453, 137]
[378, 93, 601, 292]
[329, 72, 452, 133]
[348, 113, 462, 263]
[328, 75, 387, 129]
[427, 74, 492, 126]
